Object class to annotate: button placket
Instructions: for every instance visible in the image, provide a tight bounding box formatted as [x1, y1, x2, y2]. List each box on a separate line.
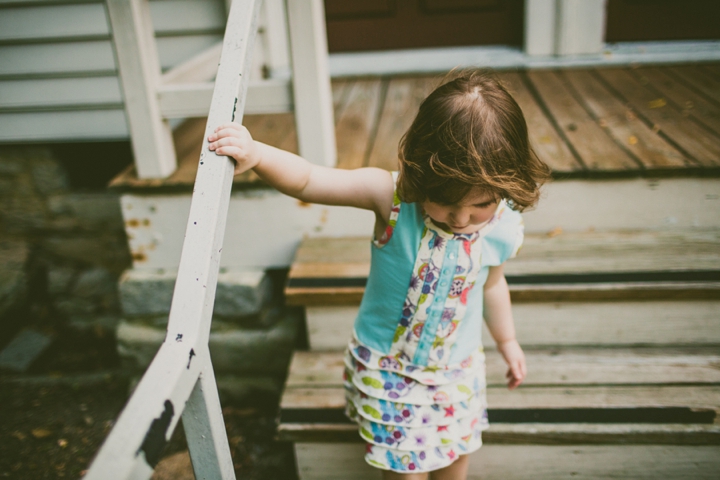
[413, 240, 459, 365]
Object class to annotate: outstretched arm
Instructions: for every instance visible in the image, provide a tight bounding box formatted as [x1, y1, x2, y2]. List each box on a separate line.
[484, 264, 526, 390]
[207, 123, 394, 222]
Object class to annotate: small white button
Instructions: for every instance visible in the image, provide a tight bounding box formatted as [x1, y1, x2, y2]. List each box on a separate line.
[448, 253, 456, 260]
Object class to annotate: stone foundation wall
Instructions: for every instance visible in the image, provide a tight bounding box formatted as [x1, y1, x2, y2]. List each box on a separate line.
[0, 146, 130, 340]
[0, 146, 303, 405]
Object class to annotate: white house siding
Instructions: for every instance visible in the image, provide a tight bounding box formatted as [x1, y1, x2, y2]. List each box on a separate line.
[0, 0, 226, 142]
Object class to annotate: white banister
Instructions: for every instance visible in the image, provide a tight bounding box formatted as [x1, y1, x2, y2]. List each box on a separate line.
[84, 0, 262, 477]
[106, 0, 177, 179]
[158, 78, 293, 118]
[286, 0, 336, 167]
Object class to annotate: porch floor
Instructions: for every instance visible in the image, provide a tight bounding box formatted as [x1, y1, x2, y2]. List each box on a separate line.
[111, 62, 720, 191]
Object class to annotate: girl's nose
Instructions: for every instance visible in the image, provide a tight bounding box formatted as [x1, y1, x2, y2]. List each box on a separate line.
[452, 208, 470, 225]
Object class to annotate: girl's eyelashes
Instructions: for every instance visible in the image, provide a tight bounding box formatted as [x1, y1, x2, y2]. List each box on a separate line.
[473, 200, 497, 208]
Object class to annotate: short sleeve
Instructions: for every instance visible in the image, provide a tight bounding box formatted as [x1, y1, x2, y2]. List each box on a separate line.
[481, 207, 524, 266]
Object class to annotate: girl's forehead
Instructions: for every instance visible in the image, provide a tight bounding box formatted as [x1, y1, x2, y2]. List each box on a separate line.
[459, 188, 496, 205]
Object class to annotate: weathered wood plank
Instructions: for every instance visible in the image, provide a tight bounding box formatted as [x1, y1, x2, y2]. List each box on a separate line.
[0, 41, 117, 78]
[331, 78, 353, 119]
[280, 385, 720, 411]
[334, 79, 384, 170]
[527, 70, 638, 170]
[499, 72, 581, 172]
[508, 282, 720, 303]
[0, 0, 225, 44]
[305, 301, 720, 351]
[285, 349, 720, 389]
[636, 67, 720, 137]
[667, 65, 720, 106]
[560, 69, 688, 168]
[289, 230, 720, 278]
[243, 112, 298, 153]
[149, 0, 225, 36]
[0, 3, 108, 43]
[280, 423, 720, 445]
[285, 230, 720, 305]
[0, 77, 123, 111]
[700, 64, 720, 80]
[366, 76, 435, 172]
[504, 229, 720, 276]
[0, 109, 128, 142]
[294, 443, 720, 479]
[595, 68, 720, 166]
[0, 36, 223, 79]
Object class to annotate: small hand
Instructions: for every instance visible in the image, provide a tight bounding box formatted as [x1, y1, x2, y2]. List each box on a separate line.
[497, 339, 526, 390]
[207, 122, 261, 175]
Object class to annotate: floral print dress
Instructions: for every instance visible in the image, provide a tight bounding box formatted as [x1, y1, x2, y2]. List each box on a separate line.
[343, 180, 522, 473]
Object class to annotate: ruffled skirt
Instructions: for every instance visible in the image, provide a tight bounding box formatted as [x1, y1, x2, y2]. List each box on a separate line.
[344, 337, 488, 473]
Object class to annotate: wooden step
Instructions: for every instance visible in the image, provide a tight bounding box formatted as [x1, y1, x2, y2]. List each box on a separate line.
[294, 444, 720, 480]
[285, 349, 720, 388]
[305, 300, 720, 351]
[285, 230, 720, 305]
[279, 350, 720, 444]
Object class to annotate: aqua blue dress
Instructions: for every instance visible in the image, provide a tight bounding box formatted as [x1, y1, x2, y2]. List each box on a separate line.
[343, 175, 524, 473]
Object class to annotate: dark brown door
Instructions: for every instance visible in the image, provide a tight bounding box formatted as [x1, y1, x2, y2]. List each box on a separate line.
[324, 0, 524, 53]
[606, 0, 720, 42]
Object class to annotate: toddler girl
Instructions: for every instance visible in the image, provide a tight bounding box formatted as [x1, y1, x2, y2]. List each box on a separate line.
[208, 69, 550, 480]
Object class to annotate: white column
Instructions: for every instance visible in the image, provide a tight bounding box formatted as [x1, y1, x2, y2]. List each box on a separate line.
[525, 0, 556, 56]
[106, 0, 177, 179]
[261, 0, 291, 78]
[286, 0, 337, 167]
[555, 0, 606, 55]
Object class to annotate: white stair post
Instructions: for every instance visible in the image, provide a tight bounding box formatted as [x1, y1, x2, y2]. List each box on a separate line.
[106, 0, 178, 179]
[286, 0, 337, 167]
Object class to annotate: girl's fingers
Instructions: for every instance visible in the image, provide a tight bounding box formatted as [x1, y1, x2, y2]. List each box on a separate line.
[208, 124, 248, 142]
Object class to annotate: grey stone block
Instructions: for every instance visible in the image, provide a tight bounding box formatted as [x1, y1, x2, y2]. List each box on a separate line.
[0, 240, 28, 318]
[30, 154, 69, 195]
[67, 315, 120, 336]
[117, 309, 300, 375]
[47, 266, 76, 296]
[119, 268, 272, 317]
[42, 235, 130, 271]
[47, 193, 123, 230]
[0, 329, 53, 372]
[73, 268, 117, 298]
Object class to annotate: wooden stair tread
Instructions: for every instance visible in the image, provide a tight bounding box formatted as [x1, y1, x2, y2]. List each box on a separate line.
[280, 422, 720, 445]
[296, 443, 720, 479]
[279, 351, 720, 419]
[281, 385, 720, 411]
[285, 349, 720, 388]
[305, 301, 720, 351]
[285, 230, 720, 305]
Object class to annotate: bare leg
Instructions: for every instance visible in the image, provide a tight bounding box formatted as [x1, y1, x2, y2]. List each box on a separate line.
[382, 470, 429, 480]
[430, 455, 470, 480]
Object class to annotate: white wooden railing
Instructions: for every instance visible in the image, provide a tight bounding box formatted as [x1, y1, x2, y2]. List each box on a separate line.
[84, 1, 263, 477]
[107, 0, 335, 179]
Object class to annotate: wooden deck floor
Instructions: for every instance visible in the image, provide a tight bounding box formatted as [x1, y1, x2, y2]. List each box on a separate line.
[112, 63, 720, 190]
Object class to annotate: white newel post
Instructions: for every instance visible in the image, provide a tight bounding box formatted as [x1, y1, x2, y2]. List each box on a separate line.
[106, 0, 178, 179]
[286, 0, 337, 167]
[555, 0, 606, 56]
[525, 0, 557, 56]
[525, 0, 606, 56]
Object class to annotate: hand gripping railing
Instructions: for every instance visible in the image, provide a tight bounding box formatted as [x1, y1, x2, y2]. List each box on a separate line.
[84, 1, 262, 478]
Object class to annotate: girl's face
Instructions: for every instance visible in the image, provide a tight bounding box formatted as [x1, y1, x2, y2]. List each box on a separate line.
[422, 190, 498, 234]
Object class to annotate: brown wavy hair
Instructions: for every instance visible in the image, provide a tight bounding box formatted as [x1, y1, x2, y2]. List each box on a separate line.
[397, 69, 550, 211]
